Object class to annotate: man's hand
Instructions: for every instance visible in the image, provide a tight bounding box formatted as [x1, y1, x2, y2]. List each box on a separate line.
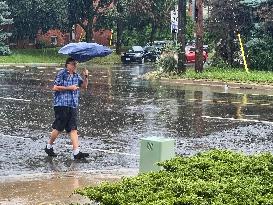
[82, 68, 89, 78]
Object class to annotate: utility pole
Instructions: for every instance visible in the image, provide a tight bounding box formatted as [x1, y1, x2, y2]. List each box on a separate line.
[195, 0, 204, 72]
[177, 0, 187, 73]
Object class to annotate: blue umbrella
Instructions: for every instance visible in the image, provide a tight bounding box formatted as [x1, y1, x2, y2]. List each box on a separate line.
[58, 42, 112, 62]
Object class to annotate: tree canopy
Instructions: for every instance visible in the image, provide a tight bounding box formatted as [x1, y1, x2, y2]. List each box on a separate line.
[0, 1, 13, 55]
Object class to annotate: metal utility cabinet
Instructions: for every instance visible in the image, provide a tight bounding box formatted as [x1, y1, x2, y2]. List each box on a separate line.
[139, 137, 175, 173]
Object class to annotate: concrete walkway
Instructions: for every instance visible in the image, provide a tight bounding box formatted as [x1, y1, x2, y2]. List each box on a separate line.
[0, 169, 138, 205]
[0, 63, 62, 67]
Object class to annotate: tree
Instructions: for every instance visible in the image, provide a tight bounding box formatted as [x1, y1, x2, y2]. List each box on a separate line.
[128, 0, 176, 43]
[195, 0, 204, 72]
[68, 0, 115, 42]
[177, 0, 187, 73]
[207, 0, 252, 66]
[256, 0, 273, 40]
[6, 0, 69, 42]
[0, 1, 13, 55]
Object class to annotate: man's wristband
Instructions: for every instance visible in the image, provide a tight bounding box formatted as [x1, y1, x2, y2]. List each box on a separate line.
[84, 75, 88, 79]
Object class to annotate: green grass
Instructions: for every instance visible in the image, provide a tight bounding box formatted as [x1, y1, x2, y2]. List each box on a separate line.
[0, 48, 121, 64]
[0, 48, 66, 63]
[76, 150, 273, 204]
[147, 67, 273, 85]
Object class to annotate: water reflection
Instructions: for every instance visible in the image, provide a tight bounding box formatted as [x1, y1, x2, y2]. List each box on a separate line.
[1, 65, 273, 177]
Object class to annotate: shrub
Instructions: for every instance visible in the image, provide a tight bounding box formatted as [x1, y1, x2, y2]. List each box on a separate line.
[157, 55, 178, 73]
[246, 38, 273, 71]
[35, 40, 47, 49]
[76, 149, 273, 204]
[0, 45, 11, 56]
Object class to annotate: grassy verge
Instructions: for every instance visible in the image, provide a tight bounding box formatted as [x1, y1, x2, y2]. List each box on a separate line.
[146, 67, 273, 85]
[0, 48, 121, 64]
[76, 149, 273, 204]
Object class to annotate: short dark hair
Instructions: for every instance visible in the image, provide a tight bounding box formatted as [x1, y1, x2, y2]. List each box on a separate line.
[65, 57, 77, 67]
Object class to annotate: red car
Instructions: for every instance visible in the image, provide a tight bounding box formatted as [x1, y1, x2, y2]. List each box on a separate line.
[185, 46, 208, 63]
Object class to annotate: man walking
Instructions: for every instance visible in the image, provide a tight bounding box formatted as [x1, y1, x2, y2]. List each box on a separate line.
[45, 57, 89, 159]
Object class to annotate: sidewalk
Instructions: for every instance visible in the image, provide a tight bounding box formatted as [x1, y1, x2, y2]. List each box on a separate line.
[0, 63, 61, 67]
[0, 169, 138, 205]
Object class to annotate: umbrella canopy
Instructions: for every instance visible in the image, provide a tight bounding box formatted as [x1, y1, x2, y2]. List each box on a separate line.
[58, 42, 112, 62]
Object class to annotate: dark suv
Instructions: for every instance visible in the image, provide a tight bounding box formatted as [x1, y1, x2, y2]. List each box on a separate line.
[121, 46, 145, 64]
[143, 46, 160, 62]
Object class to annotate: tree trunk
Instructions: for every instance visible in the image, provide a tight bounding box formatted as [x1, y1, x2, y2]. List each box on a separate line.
[150, 22, 157, 43]
[85, 23, 93, 42]
[116, 19, 123, 54]
[195, 0, 204, 73]
[116, 0, 123, 54]
[227, 32, 234, 66]
[177, 0, 187, 73]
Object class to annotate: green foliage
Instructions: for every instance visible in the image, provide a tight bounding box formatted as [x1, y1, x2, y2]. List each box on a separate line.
[246, 37, 273, 71]
[157, 55, 178, 73]
[6, 0, 69, 41]
[156, 43, 179, 73]
[35, 40, 47, 49]
[76, 150, 273, 204]
[0, 45, 11, 55]
[207, 0, 253, 67]
[0, 1, 13, 56]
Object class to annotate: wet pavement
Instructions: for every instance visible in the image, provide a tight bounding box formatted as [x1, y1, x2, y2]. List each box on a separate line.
[1, 64, 273, 204]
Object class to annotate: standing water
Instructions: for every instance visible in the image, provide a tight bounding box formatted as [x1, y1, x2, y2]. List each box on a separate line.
[1, 64, 273, 176]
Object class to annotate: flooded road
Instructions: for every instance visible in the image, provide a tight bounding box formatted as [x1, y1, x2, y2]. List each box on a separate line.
[1, 64, 273, 178]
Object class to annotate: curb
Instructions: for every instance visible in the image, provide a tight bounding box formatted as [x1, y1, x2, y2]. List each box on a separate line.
[0, 63, 62, 67]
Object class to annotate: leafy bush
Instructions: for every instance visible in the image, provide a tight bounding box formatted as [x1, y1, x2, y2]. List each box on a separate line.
[157, 55, 177, 73]
[246, 38, 273, 71]
[156, 44, 179, 73]
[76, 149, 273, 204]
[35, 40, 47, 49]
[0, 45, 12, 56]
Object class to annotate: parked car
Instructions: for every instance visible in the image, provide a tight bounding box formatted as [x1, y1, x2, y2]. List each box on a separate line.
[185, 46, 208, 63]
[121, 46, 145, 64]
[143, 46, 160, 62]
[151, 40, 167, 53]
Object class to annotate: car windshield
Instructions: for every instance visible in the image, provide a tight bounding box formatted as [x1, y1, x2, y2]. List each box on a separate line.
[152, 41, 166, 48]
[132, 46, 144, 53]
[144, 46, 156, 52]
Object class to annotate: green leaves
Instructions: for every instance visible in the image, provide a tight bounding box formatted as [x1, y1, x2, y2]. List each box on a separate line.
[76, 149, 273, 204]
[0, 1, 12, 55]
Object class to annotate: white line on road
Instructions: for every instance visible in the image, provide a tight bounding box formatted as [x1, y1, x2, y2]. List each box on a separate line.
[0, 97, 31, 102]
[202, 115, 273, 125]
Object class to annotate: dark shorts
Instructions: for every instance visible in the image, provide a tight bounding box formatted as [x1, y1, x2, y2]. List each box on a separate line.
[52, 106, 78, 133]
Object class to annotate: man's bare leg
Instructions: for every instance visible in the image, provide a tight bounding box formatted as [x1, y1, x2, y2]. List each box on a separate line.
[70, 130, 89, 159]
[48, 129, 61, 145]
[70, 129, 79, 150]
[45, 129, 60, 157]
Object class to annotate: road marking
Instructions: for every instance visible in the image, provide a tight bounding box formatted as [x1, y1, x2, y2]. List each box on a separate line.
[64, 145, 139, 157]
[0, 97, 31, 102]
[202, 115, 273, 125]
[260, 103, 270, 106]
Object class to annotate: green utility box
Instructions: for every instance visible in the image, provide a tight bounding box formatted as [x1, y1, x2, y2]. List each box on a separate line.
[139, 137, 175, 173]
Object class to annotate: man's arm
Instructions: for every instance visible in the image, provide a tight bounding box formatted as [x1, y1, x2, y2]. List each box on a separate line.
[52, 85, 79, 91]
[81, 75, 88, 89]
[80, 68, 89, 89]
